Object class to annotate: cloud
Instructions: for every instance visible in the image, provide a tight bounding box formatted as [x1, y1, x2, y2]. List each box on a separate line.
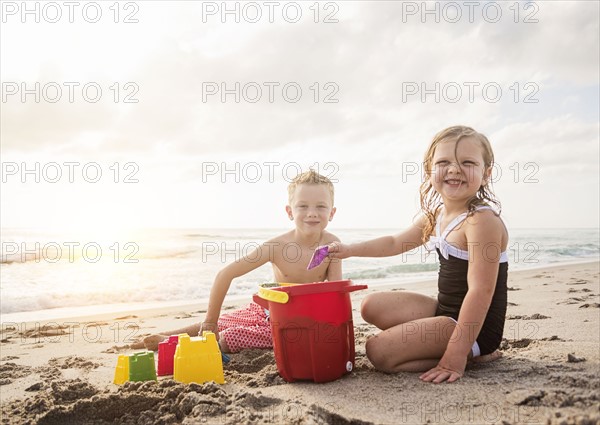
[3, 2, 598, 155]
[492, 115, 599, 171]
[1, 1, 598, 228]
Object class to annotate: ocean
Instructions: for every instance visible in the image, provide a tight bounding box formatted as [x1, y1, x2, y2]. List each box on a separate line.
[1, 228, 598, 321]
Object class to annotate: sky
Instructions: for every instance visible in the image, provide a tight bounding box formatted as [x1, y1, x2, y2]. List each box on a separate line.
[1, 0, 599, 235]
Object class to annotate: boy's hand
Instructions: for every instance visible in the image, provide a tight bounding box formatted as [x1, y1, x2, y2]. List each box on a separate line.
[200, 321, 219, 340]
[326, 242, 352, 259]
[419, 353, 467, 384]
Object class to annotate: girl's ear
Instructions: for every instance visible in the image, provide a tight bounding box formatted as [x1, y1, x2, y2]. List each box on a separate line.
[482, 166, 493, 185]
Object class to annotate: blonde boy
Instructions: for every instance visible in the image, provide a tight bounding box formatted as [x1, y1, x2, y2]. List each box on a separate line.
[133, 170, 341, 352]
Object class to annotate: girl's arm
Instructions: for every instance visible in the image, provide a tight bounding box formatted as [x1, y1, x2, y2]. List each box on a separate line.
[328, 216, 426, 259]
[421, 210, 504, 383]
[325, 255, 343, 281]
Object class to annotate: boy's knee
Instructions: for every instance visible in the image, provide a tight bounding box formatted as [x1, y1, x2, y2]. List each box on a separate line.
[218, 330, 239, 353]
[365, 336, 394, 373]
[218, 338, 231, 354]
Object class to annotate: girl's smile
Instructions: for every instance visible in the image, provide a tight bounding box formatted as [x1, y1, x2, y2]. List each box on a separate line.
[430, 137, 490, 207]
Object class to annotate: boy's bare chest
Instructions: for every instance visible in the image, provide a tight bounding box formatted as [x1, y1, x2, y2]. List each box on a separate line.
[271, 247, 327, 283]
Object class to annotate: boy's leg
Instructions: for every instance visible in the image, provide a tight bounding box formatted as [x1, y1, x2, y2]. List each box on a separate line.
[219, 324, 272, 353]
[218, 303, 266, 330]
[129, 323, 201, 351]
[159, 323, 202, 337]
[361, 291, 438, 330]
[365, 316, 457, 373]
[130, 303, 266, 351]
[218, 303, 271, 353]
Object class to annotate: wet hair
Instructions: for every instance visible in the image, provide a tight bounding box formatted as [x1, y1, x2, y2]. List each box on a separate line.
[419, 125, 501, 243]
[287, 169, 335, 205]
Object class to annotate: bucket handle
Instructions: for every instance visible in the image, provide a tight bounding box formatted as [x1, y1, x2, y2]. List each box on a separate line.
[254, 283, 368, 307]
[257, 286, 290, 304]
[252, 293, 267, 309]
[340, 284, 368, 293]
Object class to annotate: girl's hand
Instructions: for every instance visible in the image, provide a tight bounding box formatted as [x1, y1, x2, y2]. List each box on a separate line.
[326, 242, 352, 259]
[419, 354, 467, 384]
[200, 321, 219, 340]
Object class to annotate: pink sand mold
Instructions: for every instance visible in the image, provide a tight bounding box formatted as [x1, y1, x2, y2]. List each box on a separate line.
[157, 335, 179, 376]
[307, 246, 329, 270]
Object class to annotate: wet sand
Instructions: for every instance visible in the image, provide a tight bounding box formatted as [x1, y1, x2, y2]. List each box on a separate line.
[1, 261, 598, 424]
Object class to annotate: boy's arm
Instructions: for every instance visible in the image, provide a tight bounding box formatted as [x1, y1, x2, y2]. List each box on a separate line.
[330, 217, 426, 259]
[203, 242, 272, 326]
[421, 211, 503, 383]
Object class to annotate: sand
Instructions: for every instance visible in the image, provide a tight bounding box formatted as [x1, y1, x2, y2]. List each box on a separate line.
[1, 261, 599, 424]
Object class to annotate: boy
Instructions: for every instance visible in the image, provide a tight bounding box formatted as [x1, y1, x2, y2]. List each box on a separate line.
[132, 170, 341, 352]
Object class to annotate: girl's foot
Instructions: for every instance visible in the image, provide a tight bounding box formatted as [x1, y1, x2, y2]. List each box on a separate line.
[470, 350, 503, 363]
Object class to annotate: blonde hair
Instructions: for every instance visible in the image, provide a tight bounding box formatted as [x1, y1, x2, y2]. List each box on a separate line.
[288, 170, 335, 204]
[419, 125, 501, 243]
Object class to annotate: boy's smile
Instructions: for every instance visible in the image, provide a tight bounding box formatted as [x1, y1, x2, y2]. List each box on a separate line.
[286, 183, 336, 238]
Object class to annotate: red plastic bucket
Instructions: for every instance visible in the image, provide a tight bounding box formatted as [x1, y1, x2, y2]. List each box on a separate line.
[253, 280, 367, 383]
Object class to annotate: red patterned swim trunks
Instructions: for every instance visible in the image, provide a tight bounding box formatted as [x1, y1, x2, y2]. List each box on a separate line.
[218, 302, 272, 353]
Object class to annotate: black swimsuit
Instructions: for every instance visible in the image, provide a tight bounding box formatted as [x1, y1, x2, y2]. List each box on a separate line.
[427, 207, 509, 355]
[435, 250, 508, 355]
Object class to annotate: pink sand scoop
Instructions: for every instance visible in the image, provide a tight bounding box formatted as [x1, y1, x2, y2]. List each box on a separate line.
[307, 246, 329, 270]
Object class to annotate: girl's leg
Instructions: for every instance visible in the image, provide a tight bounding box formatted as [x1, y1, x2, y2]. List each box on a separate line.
[361, 291, 452, 373]
[361, 291, 438, 330]
[365, 316, 458, 373]
[471, 351, 503, 363]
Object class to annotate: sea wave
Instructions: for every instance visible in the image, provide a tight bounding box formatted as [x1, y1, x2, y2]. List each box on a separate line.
[1, 227, 598, 315]
[346, 263, 439, 280]
[0, 248, 201, 265]
[543, 246, 599, 258]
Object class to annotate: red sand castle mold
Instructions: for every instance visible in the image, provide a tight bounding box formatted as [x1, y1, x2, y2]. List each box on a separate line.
[157, 335, 179, 376]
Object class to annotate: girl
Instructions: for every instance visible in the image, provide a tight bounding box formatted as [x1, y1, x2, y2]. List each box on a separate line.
[328, 126, 508, 383]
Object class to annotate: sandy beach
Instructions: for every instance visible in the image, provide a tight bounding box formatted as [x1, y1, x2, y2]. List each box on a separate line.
[1, 261, 598, 425]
